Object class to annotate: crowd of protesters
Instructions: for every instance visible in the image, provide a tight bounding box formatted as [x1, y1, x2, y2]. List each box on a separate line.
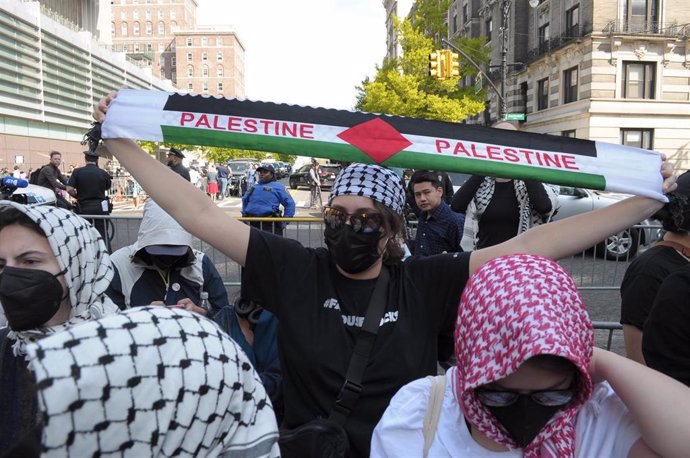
[0, 89, 688, 458]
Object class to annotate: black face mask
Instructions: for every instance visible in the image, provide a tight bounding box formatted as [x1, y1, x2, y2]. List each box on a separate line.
[486, 396, 561, 448]
[151, 254, 187, 271]
[0, 266, 66, 331]
[324, 224, 382, 274]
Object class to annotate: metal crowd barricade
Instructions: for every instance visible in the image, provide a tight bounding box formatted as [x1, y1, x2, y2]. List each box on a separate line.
[87, 213, 640, 353]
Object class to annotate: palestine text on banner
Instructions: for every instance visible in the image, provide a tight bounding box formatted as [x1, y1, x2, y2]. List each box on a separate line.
[100, 89, 666, 201]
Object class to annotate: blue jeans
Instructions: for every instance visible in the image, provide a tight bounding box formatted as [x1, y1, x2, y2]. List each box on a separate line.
[218, 177, 228, 197]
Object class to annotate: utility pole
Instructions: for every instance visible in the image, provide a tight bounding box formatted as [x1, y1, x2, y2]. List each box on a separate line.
[499, 0, 511, 121]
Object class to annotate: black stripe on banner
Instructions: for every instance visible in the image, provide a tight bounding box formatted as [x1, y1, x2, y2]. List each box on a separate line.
[162, 93, 598, 158]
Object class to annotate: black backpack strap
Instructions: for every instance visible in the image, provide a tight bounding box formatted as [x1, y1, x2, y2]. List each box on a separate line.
[329, 266, 390, 425]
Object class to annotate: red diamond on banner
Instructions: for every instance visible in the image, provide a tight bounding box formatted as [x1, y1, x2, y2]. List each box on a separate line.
[337, 118, 412, 163]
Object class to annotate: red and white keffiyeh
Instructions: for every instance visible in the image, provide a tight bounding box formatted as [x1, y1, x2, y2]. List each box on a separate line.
[454, 254, 593, 457]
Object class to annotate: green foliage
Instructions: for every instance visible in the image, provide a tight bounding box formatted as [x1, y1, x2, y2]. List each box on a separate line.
[356, 12, 487, 123]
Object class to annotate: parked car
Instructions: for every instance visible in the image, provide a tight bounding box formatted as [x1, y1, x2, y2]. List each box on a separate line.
[226, 161, 251, 197]
[441, 173, 659, 260]
[289, 163, 342, 190]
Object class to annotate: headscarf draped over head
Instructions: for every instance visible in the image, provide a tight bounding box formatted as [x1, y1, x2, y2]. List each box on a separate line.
[454, 254, 593, 458]
[328, 163, 406, 215]
[0, 202, 119, 355]
[26, 307, 280, 457]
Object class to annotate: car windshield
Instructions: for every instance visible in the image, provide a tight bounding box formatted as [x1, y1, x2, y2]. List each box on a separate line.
[229, 163, 248, 173]
[321, 165, 341, 174]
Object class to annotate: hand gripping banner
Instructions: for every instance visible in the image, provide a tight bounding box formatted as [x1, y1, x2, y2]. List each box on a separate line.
[101, 89, 665, 201]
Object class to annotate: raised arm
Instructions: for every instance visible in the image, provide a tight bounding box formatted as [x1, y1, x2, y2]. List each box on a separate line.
[469, 162, 675, 275]
[94, 93, 250, 265]
[450, 175, 484, 213]
[592, 347, 690, 458]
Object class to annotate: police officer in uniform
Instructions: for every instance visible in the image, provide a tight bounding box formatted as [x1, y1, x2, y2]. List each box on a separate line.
[241, 164, 295, 236]
[67, 150, 113, 248]
[166, 148, 191, 181]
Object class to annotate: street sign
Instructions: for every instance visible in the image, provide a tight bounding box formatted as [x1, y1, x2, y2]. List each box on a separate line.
[505, 113, 526, 121]
[474, 76, 482, 94]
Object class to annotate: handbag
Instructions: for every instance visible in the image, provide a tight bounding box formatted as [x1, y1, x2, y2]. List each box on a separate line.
[278, 267, 390, 458]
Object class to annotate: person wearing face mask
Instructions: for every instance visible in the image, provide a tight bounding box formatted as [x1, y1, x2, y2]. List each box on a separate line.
[92, 91, 676, 457]
[105, 199, 229, 316]
[0, 202, 119, 455]
[372, 255, 690, 458]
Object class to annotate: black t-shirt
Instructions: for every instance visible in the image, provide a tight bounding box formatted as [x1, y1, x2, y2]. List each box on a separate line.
[642, 264, 690, 387]
[243, 229, 470, 457]
[477, 180, 519, 248]
[620, 245, 689, 329]
[67, 164, 112, 203]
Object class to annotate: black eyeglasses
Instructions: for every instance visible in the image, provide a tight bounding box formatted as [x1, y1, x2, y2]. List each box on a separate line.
[475, 388, 576, 408]
[323, 206, 383, 234]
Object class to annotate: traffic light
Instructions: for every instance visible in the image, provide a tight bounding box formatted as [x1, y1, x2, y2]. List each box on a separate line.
[429, 51, 442, 78]
[446, 50, 460, 77]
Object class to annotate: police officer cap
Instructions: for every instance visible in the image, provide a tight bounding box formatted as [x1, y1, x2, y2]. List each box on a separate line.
[168, 148, 185, 159]
[256, 164, 275, 174]
[83, 150, 100, 158]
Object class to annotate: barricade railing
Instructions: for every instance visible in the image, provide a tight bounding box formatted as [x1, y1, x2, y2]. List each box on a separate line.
[83, 213, 645, 352]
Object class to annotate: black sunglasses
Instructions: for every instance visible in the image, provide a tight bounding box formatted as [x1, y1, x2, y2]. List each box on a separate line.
[475, 388, 576, 408]
[323, 206, 383, 234]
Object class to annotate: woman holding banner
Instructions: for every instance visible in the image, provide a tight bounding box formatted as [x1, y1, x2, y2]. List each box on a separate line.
[93, 91, 675, 458]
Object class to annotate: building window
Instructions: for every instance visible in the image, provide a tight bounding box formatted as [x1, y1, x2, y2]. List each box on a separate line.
[201, 37, 208, 46]
[188, 83, 193, 90]
[158, 21, 164, 34]
[187, 65, 193, 77]
[158, 10, 164, 20]
[537, 77, 549, 110]
[216, 51, 223, 62]
[186, 52, 192, 62]
[625, 0, 659, 33]
[202, 65, 209, 77]
[217, 65, 224, 77]
[566, 5, 580, 37]
[145, 10, 151, 20]
[562, 130, 576, 137]
[563, 66, 578, 104]
[133, 21, 140, 35]
[146, 43, 153, 52]
[111, 22, 116, 37]
[202, 52, 208, 61]
[217, 82, 224, 92]
[452, 13, 458, 34]
[133, 10, 139, 20]
[202, 82, 208, 92]
[120, 11, 127, 20]
[121, 22, 128, 36]
[216, 37, 223, 46]
[159, 55, 165, 67]
[170, 10, 176, 19]
[134, 43, 140, 52]
[171, 57, 176, 67]
[158, 42, 165, 51]
[538, 23, 550, 52]
[146, 21, 152, 35]
[187, 37, 193, 46]
[623, 61, 655, 99]
[485, 19, 492, 42]
[462, 2, 468, 23]
[621, 128, 653, 149]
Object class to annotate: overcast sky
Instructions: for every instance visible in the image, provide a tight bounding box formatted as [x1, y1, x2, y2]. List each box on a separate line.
[196, 0, 387, 111]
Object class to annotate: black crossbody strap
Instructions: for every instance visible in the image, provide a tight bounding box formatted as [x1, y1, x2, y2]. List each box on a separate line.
[329, 266, 390, 425]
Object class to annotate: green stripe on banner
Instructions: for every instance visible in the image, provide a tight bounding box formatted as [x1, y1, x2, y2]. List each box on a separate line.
[383, 151, 607, 190]
[162, 126, 606, 190]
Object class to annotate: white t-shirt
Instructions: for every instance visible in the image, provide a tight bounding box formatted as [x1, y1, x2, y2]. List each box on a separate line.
[371, 367, 642, 457]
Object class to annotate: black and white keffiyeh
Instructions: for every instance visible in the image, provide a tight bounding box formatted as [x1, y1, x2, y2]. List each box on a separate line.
[460, 178, 559, 250]
[26, 306, 280, 457]
[0, 201, 119, 355]
[328, 163, 406, 215]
